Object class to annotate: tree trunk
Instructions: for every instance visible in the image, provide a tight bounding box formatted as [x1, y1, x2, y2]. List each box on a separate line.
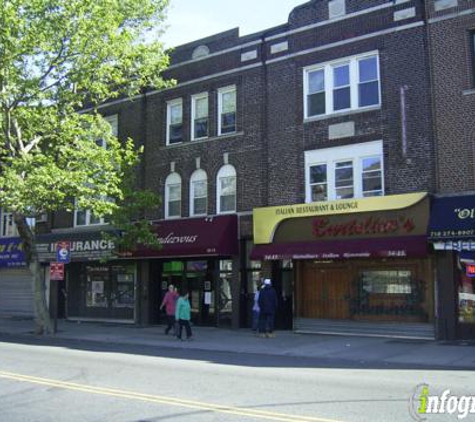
[13, 213, 54, 335]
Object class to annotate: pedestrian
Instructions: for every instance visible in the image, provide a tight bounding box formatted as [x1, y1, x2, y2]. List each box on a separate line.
[258, 279, 278, 338]
[175, 290, 193, 341]
[160, 284, 179, 335]
[252, 281, 262, 331]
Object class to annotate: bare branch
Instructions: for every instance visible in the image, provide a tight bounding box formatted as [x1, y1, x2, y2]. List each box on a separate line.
[24, 136, 42, 154]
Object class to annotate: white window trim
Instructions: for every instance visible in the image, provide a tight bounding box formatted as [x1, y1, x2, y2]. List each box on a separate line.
[217, 85, 237, 136]
[216, 165, 237, 214]
[0, 210, 18, 237]
[189, 169, 208, 217]
[165, 172, 182, 219]
[166, 98, 183, 146]
[303, 51, 381, 119]
[73, 206, 106, 228]
[304, 140, 384, 202]
[191, 93, 209, 141]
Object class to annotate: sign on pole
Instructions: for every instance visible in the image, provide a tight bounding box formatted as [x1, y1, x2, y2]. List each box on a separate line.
[56, 241, 70, 263]
[50, 262, 65, 281]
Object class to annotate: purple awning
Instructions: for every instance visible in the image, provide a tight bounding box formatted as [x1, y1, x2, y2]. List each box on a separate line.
[250, 236, 428, 261]
[131, 215, 238, 258]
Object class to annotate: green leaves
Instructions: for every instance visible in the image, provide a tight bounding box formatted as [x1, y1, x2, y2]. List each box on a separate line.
[0, 0, 169, 228]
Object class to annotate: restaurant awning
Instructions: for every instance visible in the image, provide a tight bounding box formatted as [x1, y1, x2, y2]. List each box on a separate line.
[250, 235, 428, 261]
[131, 215, 238, 258]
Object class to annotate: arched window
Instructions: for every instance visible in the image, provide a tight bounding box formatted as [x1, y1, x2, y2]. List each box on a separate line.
[216, 165, 236, 214]
[165, 173, 181, 219]
[190, 170, 208, 216]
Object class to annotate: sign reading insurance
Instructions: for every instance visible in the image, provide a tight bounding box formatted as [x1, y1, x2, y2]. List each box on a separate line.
[0, 238, 26, 268]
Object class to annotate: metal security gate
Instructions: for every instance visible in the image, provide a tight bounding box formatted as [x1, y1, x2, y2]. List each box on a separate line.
[0, 269, 34, 317]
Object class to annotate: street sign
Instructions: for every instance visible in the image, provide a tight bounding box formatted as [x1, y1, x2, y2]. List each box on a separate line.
[50, 262, 65, 280]
[56, 241, 70, 263]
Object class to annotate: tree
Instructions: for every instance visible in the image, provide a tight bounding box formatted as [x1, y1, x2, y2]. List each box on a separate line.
[0, 0, 172, 334]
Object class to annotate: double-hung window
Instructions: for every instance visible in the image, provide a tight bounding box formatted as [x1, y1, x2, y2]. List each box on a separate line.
[0, 210, 17, 237]
[165, 173, 182, 219]
[167, 99, 183, 145]
[218, 86, 236, 135]
[217, 165, 237, 213]
[190, 170, 208, 216]
[304, 52, 380, 119]
[305, 141, 384, 202]
[192, 93, 209, 140]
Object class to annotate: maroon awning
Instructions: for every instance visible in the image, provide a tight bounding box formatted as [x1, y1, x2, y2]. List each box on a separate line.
[131, 215, 238, 258]
[250, 235, 428, 260]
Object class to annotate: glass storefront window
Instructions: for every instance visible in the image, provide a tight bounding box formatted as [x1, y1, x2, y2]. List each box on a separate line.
[458, 273, 475, 323]
[361, 270, 412, 294]
[85, 264, 135, 309]
[111, 265, 135, 308]
[86, 266, 109, 308]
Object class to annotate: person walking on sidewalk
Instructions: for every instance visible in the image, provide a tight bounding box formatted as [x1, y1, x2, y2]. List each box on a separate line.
[175, 290, 193, 341]
[160, 284, 179, 335]
[258, 279, 278, 338]
[252, 281, 263, 331]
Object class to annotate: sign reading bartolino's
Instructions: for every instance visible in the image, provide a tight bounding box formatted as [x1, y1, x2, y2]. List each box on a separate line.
[253, 193, 429, 244]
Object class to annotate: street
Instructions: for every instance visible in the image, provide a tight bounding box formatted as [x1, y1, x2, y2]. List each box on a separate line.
[0, 334, 473, 422]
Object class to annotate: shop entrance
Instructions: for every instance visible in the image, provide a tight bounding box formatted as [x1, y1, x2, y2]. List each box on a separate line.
[301, 263, 351, 319]
[154, 259, 236, 327]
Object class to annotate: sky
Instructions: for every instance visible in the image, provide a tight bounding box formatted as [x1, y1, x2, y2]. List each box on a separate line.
[160, 0, 308, 48]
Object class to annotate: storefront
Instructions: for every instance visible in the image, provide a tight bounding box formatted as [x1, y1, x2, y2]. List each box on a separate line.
[251, 193, 435, 339]
[130, 215, 239, 328]
[37, 231, 137, 323]
[428, 194, 475, 340]
[0, 238, 33, 317]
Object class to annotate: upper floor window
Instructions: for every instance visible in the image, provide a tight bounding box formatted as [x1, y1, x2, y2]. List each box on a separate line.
[218, 86, 236, 135]
[167, 99, 183, 145]
[217, 165, 237, 214]
[305, 141, 384, 202]
[192, 93, 209, 140]
[165, 172, 182, 219]
[190, 169, 208, 216]
[304, 52, 380, 119]
[74, 205, 105, 227]
[0, 210, 17, 237]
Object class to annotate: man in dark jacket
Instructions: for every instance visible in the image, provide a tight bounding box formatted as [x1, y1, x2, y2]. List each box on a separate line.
[258, 279, 278, 338]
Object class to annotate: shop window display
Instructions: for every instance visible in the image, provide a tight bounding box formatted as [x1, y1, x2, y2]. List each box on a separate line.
[458, 272, 475, 323]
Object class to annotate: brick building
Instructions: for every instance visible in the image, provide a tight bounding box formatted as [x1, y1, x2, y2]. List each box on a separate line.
[425, 0, 475, 340]
[6, 0, 464, 339]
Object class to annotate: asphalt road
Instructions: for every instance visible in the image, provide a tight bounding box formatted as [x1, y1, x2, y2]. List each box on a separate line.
[0, 334, 473, 422]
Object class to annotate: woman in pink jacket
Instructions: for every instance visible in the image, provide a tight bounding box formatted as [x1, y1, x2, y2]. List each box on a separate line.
[160, 285, 179, 335]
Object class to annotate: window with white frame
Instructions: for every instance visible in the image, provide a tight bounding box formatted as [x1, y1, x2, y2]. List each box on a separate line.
[165, 172, 182, 218]
[190, 169, 208, 216]
[218, 86, 236, 135]
[74, 205, 105, 227]
[74, 114, 117, 227]
[167, 99, 183, 145]
[0, 210, 18, 237]
[192, 93, 209, 140]
[304, 52, 380, 119]
[305, 141, 384, 202]
[217, 165, 236, 213]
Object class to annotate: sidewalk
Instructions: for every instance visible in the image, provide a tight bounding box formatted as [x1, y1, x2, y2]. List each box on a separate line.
[0, 317, 474, 369]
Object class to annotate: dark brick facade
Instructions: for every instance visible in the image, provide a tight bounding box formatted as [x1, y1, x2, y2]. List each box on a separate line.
[425, 0, 475, 193]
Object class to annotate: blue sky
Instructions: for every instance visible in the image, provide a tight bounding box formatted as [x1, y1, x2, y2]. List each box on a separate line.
[160, 0, 307, 48]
